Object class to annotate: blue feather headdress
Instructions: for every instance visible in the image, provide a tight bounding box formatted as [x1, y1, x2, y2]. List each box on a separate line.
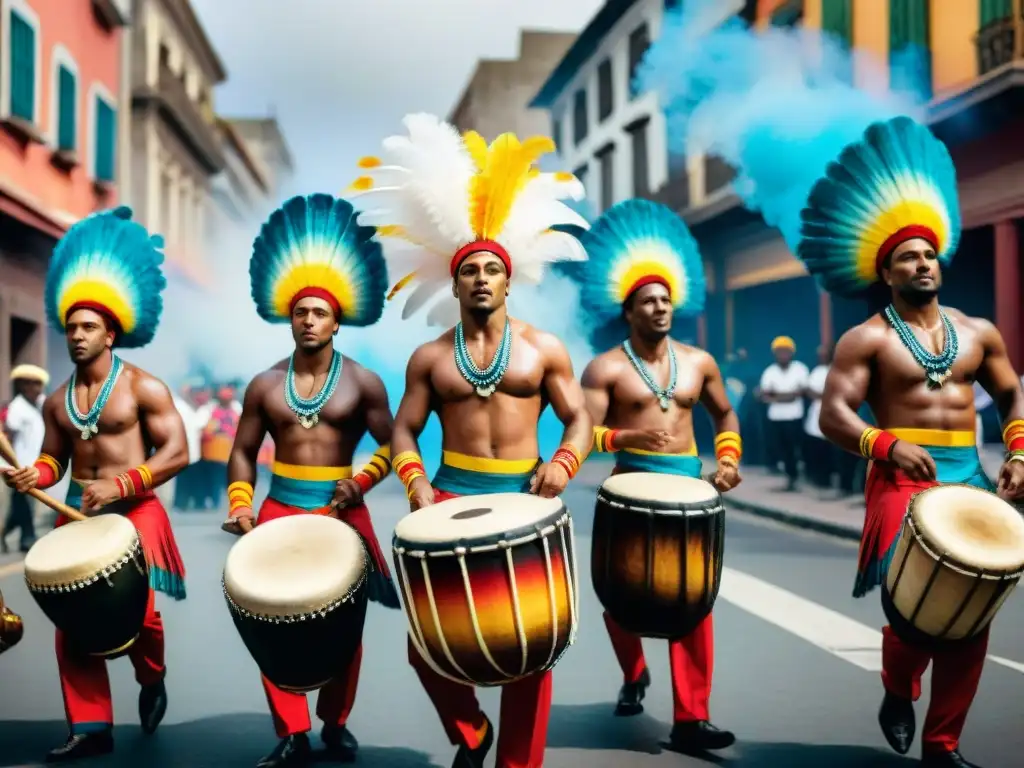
[797, 116, 961, 297]
[250, 194, 388, 327]
[44, 206, 167, 349]
[575, 199, 706, 352]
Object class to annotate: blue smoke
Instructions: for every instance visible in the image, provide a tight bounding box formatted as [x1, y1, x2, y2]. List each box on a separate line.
[637, 0, 926, 251]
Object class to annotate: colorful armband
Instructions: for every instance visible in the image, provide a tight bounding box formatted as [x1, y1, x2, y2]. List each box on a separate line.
[1002, 419, 1024, 457]
[353, 445, 392, 494]
[32, 454, 64, 490]
[393, 451, 426, 498]
[551, 445, 582, 480]
[593, 426, 620, 453]
[859, 428, 898, 461]
[114, 464, 154, 499]
[228, 481, 255, 515]
[714, 431, 742, 466]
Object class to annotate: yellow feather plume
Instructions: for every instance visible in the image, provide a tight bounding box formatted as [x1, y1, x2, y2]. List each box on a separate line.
[358, 156, 381, 168]
[349, 176, 373, 192]
[462, 131, 488, 172]
[387, 271, 418, 300]
[468, 133, 556, 240]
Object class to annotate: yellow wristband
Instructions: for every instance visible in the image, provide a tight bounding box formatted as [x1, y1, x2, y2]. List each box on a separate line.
[714, 431, 742, 464]
[228, 481, 254, 513]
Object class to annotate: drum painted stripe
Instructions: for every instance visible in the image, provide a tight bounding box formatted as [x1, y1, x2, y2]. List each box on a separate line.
[270, 462, 353, 481]
[441, 450, 539, 475]
[887, 428, 975, 448]
[458, 554, 513, 680]
[504, 548, 530, 676]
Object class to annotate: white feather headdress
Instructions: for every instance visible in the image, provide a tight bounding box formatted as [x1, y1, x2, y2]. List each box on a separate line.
[343, 113, 589, 325]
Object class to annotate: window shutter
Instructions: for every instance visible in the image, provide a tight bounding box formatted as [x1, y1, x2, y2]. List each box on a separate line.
[9, 12, 36, 122]
[58, 66, 77, 151]
[95, 99, 117, 182]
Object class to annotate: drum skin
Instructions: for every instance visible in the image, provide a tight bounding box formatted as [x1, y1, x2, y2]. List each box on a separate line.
[394, 502, 578, 687]
[227, 584, 368, 693]
[27, 538, 150, 658]
[591, 483, 725, 640]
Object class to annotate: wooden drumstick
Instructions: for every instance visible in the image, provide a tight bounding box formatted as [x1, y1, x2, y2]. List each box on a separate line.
[0, 433, 87, 522]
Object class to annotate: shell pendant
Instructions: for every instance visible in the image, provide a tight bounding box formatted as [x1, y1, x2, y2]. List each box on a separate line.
[658, 395, 671, 412]
[926, 370, 951, 390]
[80, 424, 99, 441]
[298, 413, 319, 429]
[475, 384, 496, 398]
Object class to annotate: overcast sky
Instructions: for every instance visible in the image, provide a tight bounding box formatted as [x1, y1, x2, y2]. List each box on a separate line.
[190, 0, 603, 199]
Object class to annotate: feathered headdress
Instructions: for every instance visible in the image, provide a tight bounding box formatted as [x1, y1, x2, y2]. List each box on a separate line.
[344, 113, 589, 326]
[575, 199, 706, 352]
[44, 206, 167, 349]
[797, 116, 961, 297]
[250, 194, 388, 327]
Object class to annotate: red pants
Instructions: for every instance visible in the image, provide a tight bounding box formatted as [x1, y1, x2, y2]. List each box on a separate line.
[58, 589, 164, 734]
[408, 487, 552, 768]
[603, 611, 714, 722]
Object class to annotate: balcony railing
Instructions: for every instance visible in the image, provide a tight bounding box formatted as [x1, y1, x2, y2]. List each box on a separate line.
[976, 15, 1024, 76]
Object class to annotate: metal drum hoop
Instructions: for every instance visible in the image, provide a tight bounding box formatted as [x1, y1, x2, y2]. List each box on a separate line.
[24, 533, 147, 594]
[596, 487, 725, 518]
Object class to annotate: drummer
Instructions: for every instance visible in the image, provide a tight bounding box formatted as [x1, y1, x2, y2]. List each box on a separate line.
[221, 193, 399, 768]
[802, 117, 1024, 768]
[347, 114, 592, 768]
[574, 199, 741, 754]
[1, 207, 189, 762]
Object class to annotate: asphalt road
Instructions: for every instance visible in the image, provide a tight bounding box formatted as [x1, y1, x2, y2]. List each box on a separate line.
[1, 469, 1022, 768]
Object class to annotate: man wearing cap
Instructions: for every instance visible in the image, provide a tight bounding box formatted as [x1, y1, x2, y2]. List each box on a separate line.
[757, 336, 809, 491]
[1, 364, 49, 552]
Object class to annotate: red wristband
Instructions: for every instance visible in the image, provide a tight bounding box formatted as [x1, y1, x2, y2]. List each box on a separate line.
[871, 431, 898, 462]
[354, 472, 373, 495]
[32, 459, 57, 489]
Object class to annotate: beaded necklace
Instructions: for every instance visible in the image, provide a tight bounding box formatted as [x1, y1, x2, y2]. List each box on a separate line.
[285, 350, 343, 428]
[454, 319, 512, 398]
[623, 339, 677, 411]
[66, 354, 124, 441]
[883, 304, 959, 390]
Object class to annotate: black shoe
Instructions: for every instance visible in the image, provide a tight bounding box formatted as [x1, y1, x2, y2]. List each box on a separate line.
[669, 720, 736, 754]
[139, 678, 167, 734]
[321, 724, 358, 762]
[257, 734, 312, 768]
[614, 667, 651, 716]
[921, 750, 980, 768]
[46, 732, 114, 763]
[878, 691, 915, 755]
[452, 716, 493, 768]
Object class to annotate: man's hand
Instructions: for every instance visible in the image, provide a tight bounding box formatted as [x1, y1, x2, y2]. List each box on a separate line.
[332, 478, 364, 511]
[997, 458, 1024, 501]
[222, 511, 255, 536]
[890, 440, 937, 482]
[2, 466, 39, 493]
[618, 428, 672, 452]
[711, 462, 741, 493]
[80, 479, 123, 515]
[408, 477, 435, 511]
[530, 462, 569, 498]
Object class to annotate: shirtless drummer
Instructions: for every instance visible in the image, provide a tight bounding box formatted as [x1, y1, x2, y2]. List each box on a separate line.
[576, 199, 741, 754]
[347, 114, 593, 768]
[800, 117, 1024, 768]
[2, 207, 189, 762]
[222, 193, 399, 768]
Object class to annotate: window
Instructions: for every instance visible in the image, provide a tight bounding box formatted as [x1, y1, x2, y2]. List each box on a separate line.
[55, 63, 77, 151]
[889, 0, 932, 97]
[627, 118, 650, 198]
[92, 90, 117, 183]
[980, 0, 1011, 25]
[627, 24, 650, 99]
[821, 0, 853, 82]
[8, 4, 39, 122]
[596, 144, 615, 212]
[597, 58, 614, 121]
[977, 0, 1013, 74]
[572, 88, 588, 145]
[552, 115, 562, 151]
[771, 0, 804, 27]
[573, 163, 589, 185]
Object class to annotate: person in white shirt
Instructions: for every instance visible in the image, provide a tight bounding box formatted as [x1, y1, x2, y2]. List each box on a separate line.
[1, 365, 48, 552]
[803, 345, 834, 492]
[758, 336, 810, 491]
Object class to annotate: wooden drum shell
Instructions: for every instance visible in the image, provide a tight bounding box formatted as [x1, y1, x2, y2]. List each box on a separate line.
[394, 504, 579, 688]
[591, 485, 725, 640]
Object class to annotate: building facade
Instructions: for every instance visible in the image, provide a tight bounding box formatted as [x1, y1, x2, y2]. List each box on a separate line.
[0, 0, 130, 399]
[222, 116, 293, 199]
[128, 0, 225, 290]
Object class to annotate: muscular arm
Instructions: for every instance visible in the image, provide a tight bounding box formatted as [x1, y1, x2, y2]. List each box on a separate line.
[227, 376, 270, 489]
[135, 375, 189, 486]
[540, 334, 592, 461]
[356, 367, 395, 447]
[699, 352, 740, 436]
[391, 345, 437, 458]
[975, 319, 1024, 428]
[580, 359, 612, 427]
[818, 328, 877, 455]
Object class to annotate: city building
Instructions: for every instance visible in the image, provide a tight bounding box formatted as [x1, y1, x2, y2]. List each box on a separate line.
[0, 0, 131, 399]
[128, 0, 226, 293]
[449, 29, 577, 143]
[222, 116, 293, 198]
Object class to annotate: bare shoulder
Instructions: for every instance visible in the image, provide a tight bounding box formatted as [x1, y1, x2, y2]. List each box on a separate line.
[42, 385, 67, 416]
[122, 364, 174, 407]
[407, 335, 449, 376]
[944, 306, 998, 337]
[244, 367, 286, 402]
[342, 355, 388, 395]
[674, 341, 717, 372]
[516, 319, 564, 355]
[582, 346, 627, 387]
[834, 315, 888, 362]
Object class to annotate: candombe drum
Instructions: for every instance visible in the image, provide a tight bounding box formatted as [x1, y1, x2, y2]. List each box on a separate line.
[592, 473, 725, 639]
[883, 483, 1024, 647]
[392, 492, 579, 686]
[23, 514, 150, 656]
[0, 587, 24, 655]
[223, 515, 369, 692]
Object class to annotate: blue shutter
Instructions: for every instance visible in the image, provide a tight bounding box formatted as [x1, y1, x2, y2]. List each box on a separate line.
[95, 99, 116, 182]
[889, 0, 932, 99]
[980, 0, 1012, 26]
[9, 11, 36, 122]
[57, 66, 76, 151]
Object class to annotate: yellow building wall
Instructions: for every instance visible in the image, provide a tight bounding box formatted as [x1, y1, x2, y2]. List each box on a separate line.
[929, 0, 980, 95]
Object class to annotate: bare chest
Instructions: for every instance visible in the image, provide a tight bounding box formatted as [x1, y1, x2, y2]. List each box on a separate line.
[60, 378, 139, 439]
[611, 362, 703, 414]
[262, 374, 362, 433]
[874, 326, 983, 390]
[432, 344, 544, 402]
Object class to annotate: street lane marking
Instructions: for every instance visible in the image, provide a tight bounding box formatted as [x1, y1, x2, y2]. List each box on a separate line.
[719, 566, 1024, 676]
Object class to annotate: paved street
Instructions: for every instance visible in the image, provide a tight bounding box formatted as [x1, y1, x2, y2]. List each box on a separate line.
[1, 463, 1023, 768]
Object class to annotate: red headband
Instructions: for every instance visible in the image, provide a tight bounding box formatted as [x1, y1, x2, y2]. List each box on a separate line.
[624, 275, 672, 302]
[65, 302, 122, 334]
[450, 240, 512, 277]
[875, 225, 938, 274]
[289, 287, 342, 318]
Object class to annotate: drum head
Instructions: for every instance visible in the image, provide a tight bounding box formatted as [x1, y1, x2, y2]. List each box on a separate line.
[224, 516, 367, 617]
[393, 492, 565, 552]
[911, 485, 1024, 572]
[25, 515, 138, 586]
[600, 473, 720, 510]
